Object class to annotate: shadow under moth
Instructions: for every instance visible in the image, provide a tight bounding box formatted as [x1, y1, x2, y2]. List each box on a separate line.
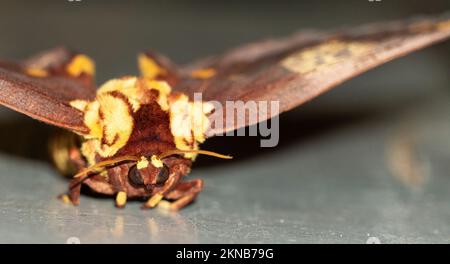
[0, 14, 449, 210]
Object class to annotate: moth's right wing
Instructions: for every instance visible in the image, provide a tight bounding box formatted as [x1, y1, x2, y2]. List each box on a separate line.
[0, 47, 96, 133]
[170, 13, 450, 136]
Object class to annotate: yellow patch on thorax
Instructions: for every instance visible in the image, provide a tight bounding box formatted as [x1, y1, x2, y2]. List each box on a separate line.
[97, 78, 142, 112]
[144, 79, 171, 111]
[70, 74, 211, 164]
[66, 54, 95, 77]
[168, 94, 214, 159]
[71, 77, 177, 165]
[281, 40, 374, 74]
[98, 93, 134, 157]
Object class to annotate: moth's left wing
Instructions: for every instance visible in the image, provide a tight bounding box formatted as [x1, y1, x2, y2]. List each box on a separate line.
[171, 13, 450, 136]
[0, 47, 96, 133]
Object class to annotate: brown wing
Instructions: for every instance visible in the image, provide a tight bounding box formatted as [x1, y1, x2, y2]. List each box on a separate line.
[171, 13, 450, 136]
[0, 47, 96, 133]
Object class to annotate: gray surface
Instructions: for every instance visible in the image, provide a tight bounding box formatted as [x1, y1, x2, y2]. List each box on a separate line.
[0, 0, 450, 244]
[1, 92, 450, 244]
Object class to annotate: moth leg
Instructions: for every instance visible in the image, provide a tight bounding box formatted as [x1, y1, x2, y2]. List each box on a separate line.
[115, 191, 127, 209]
[60, 174, 83, 206]
[159, 179, 204, 211]
[67, 179, 81, 206]
[108, 165, 128, 208]
[59, 146, 85, 206]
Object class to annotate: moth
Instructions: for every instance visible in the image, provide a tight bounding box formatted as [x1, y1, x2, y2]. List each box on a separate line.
[0, 14, 449, 210]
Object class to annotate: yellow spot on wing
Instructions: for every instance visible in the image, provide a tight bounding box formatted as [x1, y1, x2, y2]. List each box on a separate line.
[138, 54, 167, 79]
[25, 68, 48, 78]
[66, 54, 95, 77]
[191, 68, 217, 79]
[438, 20, 450, 31]
[281, 40, 374, 74]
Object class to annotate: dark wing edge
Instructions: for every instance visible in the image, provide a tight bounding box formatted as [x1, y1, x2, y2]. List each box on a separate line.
[0, 47, 97, 133]
[173, 13, 450, 137]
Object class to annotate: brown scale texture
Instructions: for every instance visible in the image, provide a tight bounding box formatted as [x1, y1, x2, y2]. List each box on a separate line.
[114, 99, 175, 158]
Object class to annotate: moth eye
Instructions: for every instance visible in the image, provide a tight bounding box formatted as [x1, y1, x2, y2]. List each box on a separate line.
[128, 166, 144, 186]
[156, 164, 169, 185]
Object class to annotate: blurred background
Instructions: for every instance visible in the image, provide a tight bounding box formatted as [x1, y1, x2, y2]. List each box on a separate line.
[0, 0, 449, 243]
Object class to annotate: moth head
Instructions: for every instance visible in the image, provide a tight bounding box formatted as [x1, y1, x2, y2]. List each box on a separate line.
[73, 150, 232, 191]
[127, 156, 170, 189]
